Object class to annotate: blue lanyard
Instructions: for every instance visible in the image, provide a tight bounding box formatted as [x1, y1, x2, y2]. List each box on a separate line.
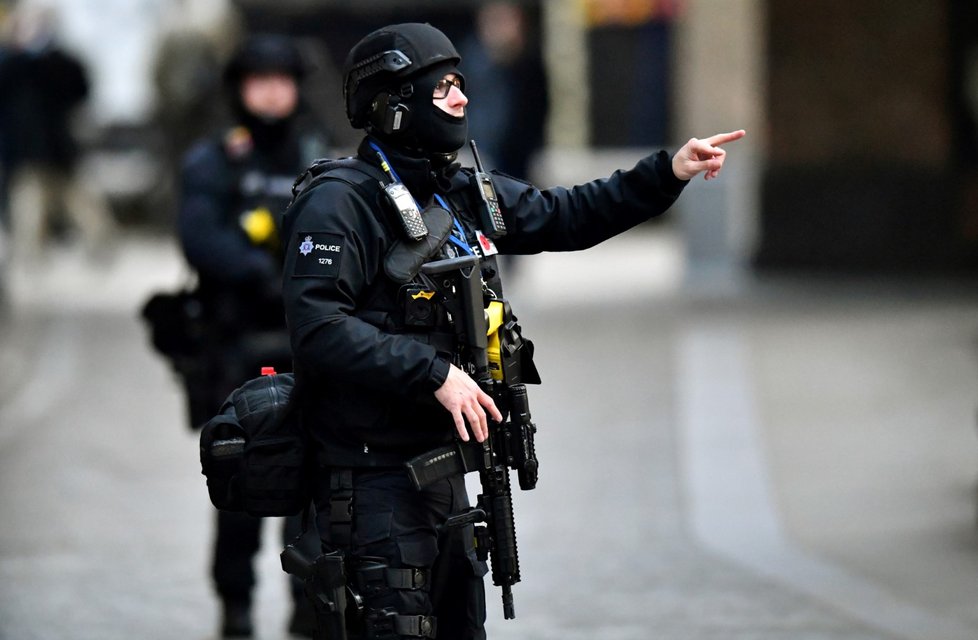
[369, 141, 405, 183]
[435, 194, 474, 256]
[370, 141, 473, 255]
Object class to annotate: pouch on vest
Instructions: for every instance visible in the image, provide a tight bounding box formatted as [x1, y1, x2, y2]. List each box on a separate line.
[384, 205, 454, 284]
[199, 370, 311, 517]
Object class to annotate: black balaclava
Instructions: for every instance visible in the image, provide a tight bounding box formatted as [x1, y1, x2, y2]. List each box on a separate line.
[344, 24, 467, 165]
[382, 62, 467, 158]
[236, 105, 294, 155]
[225, 34, 305, 154]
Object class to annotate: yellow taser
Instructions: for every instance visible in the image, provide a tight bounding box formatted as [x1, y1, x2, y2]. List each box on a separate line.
[240, 206, 278, 246]
[486, 300, 505, 381]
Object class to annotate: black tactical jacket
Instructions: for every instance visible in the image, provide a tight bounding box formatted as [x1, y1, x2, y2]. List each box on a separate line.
[281, 137, 687, 467]
[178, 125, 321, 332]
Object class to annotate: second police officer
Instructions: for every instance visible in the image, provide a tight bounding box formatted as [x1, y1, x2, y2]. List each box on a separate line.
[176, 34, 327, 638]
[280, 22, 744, 639]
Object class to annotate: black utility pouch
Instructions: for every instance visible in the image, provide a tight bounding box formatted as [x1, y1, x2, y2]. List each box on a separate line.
[199, 371, 312, 517]
[233, 372, 310, 517]
[199, 410, 246, 511]
[243, 433, 308, 516]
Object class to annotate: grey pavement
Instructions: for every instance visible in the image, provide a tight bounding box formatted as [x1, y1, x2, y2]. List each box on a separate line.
[2, 230, 978, 640]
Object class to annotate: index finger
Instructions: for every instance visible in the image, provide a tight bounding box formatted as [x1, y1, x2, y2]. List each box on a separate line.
[480, 391, 503, 424]
[705, 130, 746, 147]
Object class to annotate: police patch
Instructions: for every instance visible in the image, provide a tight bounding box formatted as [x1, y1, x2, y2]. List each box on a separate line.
[293, 232, 343, 278]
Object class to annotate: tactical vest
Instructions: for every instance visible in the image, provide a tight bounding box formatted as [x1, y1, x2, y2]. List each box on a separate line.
[289, 157, 503, 285]
[287, 158, 455, 337]
[223, 128, 304, 260]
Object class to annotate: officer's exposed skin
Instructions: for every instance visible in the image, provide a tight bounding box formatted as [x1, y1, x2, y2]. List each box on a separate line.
[429, 70, 745, 445]
[428, 70, 502, 445]
[433, 72, 468, 118]
[430, 69, 744, 183]
[240, 71, 299, 120]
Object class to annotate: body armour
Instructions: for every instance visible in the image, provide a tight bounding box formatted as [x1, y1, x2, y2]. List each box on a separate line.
[281, 136, 688, 467]
[179, 125, 322, 329]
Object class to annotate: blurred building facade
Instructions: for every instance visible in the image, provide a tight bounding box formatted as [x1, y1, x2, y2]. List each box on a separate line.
[7, 0, 978, 275]
[757, 0, 977, 273]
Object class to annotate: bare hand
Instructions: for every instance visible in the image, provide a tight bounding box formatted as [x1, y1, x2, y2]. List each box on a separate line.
[672, 130, 746, 181]
[434, 364, 502, 443]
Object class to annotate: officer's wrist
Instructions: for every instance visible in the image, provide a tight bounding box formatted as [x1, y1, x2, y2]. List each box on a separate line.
[426, 357, 451, 393]
[658, 150, 689, 195]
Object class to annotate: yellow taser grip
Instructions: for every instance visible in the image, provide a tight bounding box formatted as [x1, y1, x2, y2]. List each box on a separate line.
[486, 300, 505, 381]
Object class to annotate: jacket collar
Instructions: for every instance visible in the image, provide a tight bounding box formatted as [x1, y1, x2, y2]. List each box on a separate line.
[358, 136, 459, 203]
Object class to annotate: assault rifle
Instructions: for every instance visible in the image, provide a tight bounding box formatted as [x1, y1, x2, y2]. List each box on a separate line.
[405, 254, 539, 620]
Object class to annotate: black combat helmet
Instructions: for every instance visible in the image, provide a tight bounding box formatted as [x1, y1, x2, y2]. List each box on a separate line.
[343, 23, 467, 156]
[224, 33, 306, 86]
[223, 34, 306, 150]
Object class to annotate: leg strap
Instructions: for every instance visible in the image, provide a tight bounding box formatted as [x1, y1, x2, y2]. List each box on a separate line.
[353, 557, 428, 597]
[365, 608, 437, 638]
[329, 469, 354, 548]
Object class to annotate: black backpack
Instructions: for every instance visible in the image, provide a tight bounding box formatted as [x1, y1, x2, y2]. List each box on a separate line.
[199, 369, 311, 517]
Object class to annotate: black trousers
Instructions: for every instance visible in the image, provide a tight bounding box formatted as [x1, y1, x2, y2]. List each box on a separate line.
[213, 510, 296, 603]
[212, 510, 321, 604]
[315, 468, 488, 639]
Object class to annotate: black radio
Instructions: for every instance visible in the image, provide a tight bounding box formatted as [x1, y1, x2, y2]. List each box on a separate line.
[383, 181, 428, 241]
[469, 140, 507, 239]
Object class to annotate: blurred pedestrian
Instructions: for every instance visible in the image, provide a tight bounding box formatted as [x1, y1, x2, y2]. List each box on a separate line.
[458, 2, 549, 278]
[150, 0, 245, 222]
[458, 1, 549, 181]
[175, 33, 328, 638]
[0, 5, 112, 261]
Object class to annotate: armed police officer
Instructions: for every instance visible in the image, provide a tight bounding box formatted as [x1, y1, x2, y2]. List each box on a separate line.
[176, 34, 327, 638]
[280, 22, 743, 640]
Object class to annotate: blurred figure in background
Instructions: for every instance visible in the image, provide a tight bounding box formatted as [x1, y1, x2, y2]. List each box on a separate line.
[459, 2, 548, 278]
[175, 33, 328, 638]
[151, 0, 244, 222]
[458, 1, 549, 181]
[0, 4, 112, 263]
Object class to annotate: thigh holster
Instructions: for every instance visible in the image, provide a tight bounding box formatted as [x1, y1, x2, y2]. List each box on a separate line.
[318, 469, 439, 638]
